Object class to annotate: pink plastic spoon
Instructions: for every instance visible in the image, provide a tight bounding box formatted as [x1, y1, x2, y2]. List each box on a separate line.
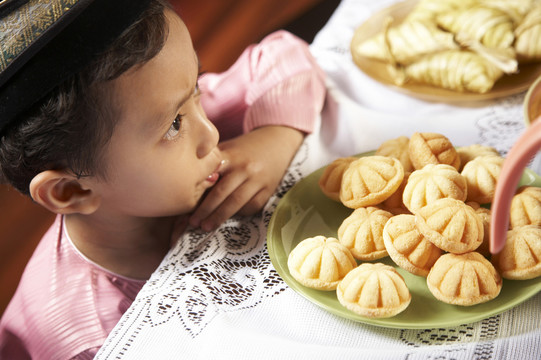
[490, 117, 541, 254]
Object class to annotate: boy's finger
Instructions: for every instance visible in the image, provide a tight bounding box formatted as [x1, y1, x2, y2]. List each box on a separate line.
[237, 189, 269, 216]
[199, 182, 260, 231]
[189, 171, 245, 227]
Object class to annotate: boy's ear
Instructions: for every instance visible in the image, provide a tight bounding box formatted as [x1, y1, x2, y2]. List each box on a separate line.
[29, 170, 101, 215]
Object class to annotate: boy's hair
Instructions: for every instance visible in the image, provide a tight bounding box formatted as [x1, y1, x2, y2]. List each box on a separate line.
[0, 0, 170, 196]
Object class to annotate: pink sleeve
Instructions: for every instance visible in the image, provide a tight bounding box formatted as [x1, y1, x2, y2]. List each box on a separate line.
[199, 30, 326, 140]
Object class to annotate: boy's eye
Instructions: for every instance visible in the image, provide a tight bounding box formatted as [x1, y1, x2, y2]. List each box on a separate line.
[164, 114, 183, 140]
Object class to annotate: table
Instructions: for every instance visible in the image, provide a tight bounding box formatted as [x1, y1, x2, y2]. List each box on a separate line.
[96, 1, 541, 358]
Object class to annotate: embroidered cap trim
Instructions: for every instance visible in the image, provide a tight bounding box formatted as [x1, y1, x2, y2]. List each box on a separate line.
[1, 0, 78, 71]
[0, 0, 87, 85]
[0, 0, 151, 134]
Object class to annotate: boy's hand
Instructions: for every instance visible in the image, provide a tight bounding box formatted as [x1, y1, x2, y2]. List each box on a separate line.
[189, 125, 304, 231]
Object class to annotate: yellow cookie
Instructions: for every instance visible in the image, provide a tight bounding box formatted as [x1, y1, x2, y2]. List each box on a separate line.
[510, 186, 541, 228]
[416, 198, 483, 254]
[461, 155, 504, 204]
[338, 206, 392, 260]
[466, 201, 491, 258]
[427, 252, 502, 306]
[408, 132, 461, 170]
[337, 263, 411, 318]
[340, 155, 404, 209]
[402, 164, 467, 214]
[456, 144, 499, 171]
[382, 214, 441, 277]
[288, 236, 357, 291]
[492, 225, 541, 280]
[375, 136, 414, 172]
[318, 157, 357, 202]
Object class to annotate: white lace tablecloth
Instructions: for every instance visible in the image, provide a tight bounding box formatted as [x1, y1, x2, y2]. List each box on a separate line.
[96, 1, 541, 359]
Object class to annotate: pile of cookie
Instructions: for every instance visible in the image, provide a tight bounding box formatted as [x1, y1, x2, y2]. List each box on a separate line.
[351, 0, 541, 93]
[287, 132, 541, 318]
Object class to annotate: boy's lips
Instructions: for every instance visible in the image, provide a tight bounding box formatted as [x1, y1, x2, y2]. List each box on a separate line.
[206, 159, 226, 183]
[206, 171, 219, 183]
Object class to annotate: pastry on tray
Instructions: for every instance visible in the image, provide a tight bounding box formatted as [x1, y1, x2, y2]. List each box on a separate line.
[287, 236, 357, 291]
[403, 50, 505, 94]
[416, 198, 484, 254]
[461, 155, 504, 204]
[402, 163, 467, 214]
[350, 0, 539, 94]
[339, 155, 404, 209]
[406, 0, 477, 22]
[408, 132, 461, 170]
[337, 206, 392, 260]
[456, 144, 499, 171]
[491, 225, 541, 280]
[509, 186, 541, 228]
[427, 252, 502, 305]
[480, 0, 535, 23]
[382, 214, 442, 277]
[436, 5, 515, 50]
[352, 20, 458, 65]
[466, 201, 492, 257]
[337, 262, 411, 318]
[375, 136, 414, 172]
[514, 1, 541, 63]
[318, 156, 357, 202]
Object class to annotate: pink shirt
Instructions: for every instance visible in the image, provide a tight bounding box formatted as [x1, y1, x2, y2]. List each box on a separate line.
[0, 30, 325, 359]
[0, 216, 144, 360]
[200, 30, 325, 139]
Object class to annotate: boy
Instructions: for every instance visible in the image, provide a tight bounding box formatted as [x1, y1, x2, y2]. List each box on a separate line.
[0, 0, 325, 358]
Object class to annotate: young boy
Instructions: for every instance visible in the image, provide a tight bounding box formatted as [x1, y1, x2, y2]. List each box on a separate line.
[0, 0, 325, 358]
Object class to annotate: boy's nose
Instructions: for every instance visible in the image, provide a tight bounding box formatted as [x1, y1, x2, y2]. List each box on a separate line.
[196, 113, 219, 158]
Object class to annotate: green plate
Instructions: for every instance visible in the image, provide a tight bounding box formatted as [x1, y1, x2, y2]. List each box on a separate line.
[267, 152, 541, 329]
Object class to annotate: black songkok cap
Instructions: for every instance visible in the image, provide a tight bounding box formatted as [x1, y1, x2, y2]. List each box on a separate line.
[0, 0, 152, 134]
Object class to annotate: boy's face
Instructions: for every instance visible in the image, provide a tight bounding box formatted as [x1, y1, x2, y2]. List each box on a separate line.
[88, 9, 222, 218]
